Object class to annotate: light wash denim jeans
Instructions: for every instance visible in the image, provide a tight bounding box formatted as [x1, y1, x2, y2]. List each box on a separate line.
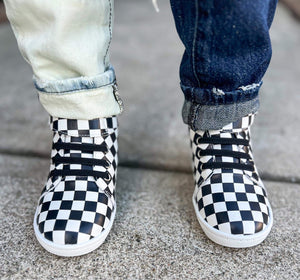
[4, 0, 123, 120]
[4, 0, 277, 130]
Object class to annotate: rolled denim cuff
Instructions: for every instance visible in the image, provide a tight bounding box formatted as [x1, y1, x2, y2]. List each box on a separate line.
[33, 66, 123, 120]
[181, 82, 261, 130]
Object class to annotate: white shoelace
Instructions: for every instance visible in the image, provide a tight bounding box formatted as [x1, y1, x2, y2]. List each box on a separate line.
[152, 0, 159, 12]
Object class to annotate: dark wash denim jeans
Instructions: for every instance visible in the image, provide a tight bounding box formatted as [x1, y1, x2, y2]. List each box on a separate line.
[170, 0, 278, 130]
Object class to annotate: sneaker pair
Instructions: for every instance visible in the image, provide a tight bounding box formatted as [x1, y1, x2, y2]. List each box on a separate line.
[33, 114, 273, 256]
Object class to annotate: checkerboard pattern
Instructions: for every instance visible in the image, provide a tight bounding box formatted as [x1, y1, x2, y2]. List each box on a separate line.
[190, 114, 271, 235]
[35, 116, 118, 245]
[50, 116, 118, 138]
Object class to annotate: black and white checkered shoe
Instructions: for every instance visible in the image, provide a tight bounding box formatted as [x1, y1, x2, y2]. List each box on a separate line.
[190, 114, 273, 248]
[33, 116, 118, 256]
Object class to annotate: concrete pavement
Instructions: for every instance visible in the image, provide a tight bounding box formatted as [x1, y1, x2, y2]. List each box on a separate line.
[0, 155, 299, 279]
[0, 1, 299, 279]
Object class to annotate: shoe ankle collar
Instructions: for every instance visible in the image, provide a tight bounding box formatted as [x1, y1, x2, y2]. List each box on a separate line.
[49, 116, 118, 137]
[209, 113, 256, 135]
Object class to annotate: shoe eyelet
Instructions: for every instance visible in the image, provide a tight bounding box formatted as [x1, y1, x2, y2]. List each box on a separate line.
[101, 129, 109, 138]
[196, 148, 201, 159]
[103, 146, 109, 155]
[195, 135, 202, 145]
[104, 171, 112, 182]
[104, 159, 111, 168]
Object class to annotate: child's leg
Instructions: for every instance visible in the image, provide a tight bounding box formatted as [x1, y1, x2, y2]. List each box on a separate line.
[170, 0, 277, 248]
[4, 0, 122, 256]
[4, 0, 123, 119]
[170, 0, 277, 130]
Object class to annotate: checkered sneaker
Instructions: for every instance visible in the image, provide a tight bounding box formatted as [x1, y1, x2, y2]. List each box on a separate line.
[34, 116, 118, 255]
[190, 114, 272, 246]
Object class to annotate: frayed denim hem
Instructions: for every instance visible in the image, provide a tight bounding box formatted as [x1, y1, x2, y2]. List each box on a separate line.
[181, 81, 262, 106]
[182, 82, 261, 130]
[182, 97, 260, 131]
[33, 65, 124, 120]
[182, 87, 259, 131]
[33, 66, 116, 94]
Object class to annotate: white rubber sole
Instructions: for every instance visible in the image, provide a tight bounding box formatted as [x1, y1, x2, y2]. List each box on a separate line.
[192, 191, 273, 248]
[33, 206, 116, 257]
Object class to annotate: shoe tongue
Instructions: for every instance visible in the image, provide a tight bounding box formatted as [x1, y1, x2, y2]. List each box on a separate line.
[210, 113, 255, 135]
[50, 116, 117, 137]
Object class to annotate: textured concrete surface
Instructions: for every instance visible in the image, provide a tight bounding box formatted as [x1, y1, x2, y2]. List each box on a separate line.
[0, 155, 299, 280]
[252, 5, 300, 183]
[0, 23, 50, 155]
[0, 1, 299, 182]
[0, 1, 299, 279]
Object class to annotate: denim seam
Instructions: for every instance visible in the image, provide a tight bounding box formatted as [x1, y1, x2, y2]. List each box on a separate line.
[189, 102, 199, 131]
[37, 81, 115, 95]
[192, 0, 201, 87]
[181, 81, 262, 106]
[112, 84, 124, 113]
[183, 97, 260, 131]
[34, 66, 116, 94]
[182, 81, 261, 93]
[178, 2, 184, 42]
[191, 87, 195, 103]
[104, 0, 113, 67]
[190, 103, 199, 131]
[187, 97, 259, 109]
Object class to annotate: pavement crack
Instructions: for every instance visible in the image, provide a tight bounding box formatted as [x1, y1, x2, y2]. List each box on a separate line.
[0, 150, 299, 185]
[0, 149, 48, 159]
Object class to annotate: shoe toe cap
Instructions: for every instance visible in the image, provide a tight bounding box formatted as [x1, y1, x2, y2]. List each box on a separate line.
[196, 180, 271, 236]
[35, 186, 113, 246]
[214, 219, 267, 235]
[36, 210, 112, 245]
